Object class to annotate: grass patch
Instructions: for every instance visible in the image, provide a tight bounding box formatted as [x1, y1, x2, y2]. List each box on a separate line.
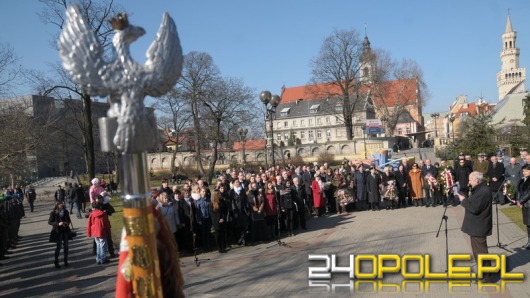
[500, 206, 526, 232]
[108, 194, 124, 245]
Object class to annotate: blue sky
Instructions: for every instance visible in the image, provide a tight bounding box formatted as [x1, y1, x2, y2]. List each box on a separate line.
[1, 0, 529, 113]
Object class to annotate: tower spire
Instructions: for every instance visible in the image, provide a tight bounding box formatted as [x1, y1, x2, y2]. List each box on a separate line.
[505, 10, 513, 33]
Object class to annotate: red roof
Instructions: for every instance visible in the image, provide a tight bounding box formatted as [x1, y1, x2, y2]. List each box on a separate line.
[371, 78, 418, 107]
[451, 101, 495, 118]
[280, 79, 418, 108]
[233, 139, 266, 151]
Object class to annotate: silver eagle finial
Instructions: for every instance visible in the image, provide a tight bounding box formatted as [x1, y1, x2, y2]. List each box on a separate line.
[58, 5, 183, 153]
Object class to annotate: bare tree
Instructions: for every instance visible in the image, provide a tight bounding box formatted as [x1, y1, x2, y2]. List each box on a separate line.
[178, 51, 221, 176]
[0, 42, 21, 98]
[35, 0, 121, 179]
[367, 49, 429, 136]
[153, 87, 193, 174]
[0, 97, 57, 186]
[201, 77, 256, 184]
[308, 28, 367, 140]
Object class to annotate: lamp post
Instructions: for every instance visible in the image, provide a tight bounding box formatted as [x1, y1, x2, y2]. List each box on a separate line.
[238, 127, 248, 166]
[260, 91, 281, 167]
[361, 124, 367, 159]
[449, 114, 455, 143]
[380, 116, 388, 137]
[430, 113, 439, 138]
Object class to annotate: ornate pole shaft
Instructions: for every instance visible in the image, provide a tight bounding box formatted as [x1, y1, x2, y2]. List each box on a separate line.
[120, 152, 162, 297]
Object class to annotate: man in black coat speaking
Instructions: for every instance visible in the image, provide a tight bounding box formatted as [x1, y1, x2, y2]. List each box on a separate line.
[457, 171, 493, 282]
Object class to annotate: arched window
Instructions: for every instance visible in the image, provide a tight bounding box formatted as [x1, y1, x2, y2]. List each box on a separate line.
[505, 42, 508, 49]
[509, 41, 512, 48]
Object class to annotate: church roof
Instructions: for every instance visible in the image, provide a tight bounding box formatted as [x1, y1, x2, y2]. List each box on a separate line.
[505, 14, 513, 33]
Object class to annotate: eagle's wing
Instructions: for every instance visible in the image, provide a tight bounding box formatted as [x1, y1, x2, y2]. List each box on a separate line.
[143, 13, 183, 97]
[58, 5, 111, 97]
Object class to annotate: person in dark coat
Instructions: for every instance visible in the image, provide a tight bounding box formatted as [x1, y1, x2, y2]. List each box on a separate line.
[228, 180, 250, 246]
[210, 190, 228, 253]
[488, 155, 506, 204]
[421, 160, 438, 207]
[178, 190, 196, 255]
[48, 202, 72, 268]
[354, 165, 368, 211]
[302, 166, 314, 213]
[395, 164, 408, 208]
[457, 171, 493, 282]
[291, 177, 307, 230]
[366, 166, 381, 211]
[455, 160, 471, 196]
[280, 180, 295, 236]
[26, 187, 37, 212]
[516, 165, 530, 249]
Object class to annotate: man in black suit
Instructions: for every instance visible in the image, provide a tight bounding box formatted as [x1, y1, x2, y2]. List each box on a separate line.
[421, 159, 438, 207]
[291, 177, 307, 230]
[302, 165, 314, 213]
[488, 155, 506, 204]
[458, 171, 493, 282]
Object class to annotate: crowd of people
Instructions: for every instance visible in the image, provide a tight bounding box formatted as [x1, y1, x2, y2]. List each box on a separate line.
[150, 148, 530, 256]
[0, 185, 25, 266]
[1, 148, 529, 268]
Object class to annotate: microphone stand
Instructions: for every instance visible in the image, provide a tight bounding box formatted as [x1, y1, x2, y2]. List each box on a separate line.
[489, 176, 512, 253]
[436, 203, 450, 272]
[267, 190, 288, 249]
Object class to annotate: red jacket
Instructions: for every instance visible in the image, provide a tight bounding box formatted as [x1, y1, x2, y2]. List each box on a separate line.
[87, 209, 111, 238]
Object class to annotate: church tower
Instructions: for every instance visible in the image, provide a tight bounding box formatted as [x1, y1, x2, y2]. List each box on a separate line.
[360, 31, 376, 83]
[497, 14, 526, 100]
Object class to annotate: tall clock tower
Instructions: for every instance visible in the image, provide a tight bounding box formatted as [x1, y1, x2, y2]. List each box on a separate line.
[497, 14, 526, 100]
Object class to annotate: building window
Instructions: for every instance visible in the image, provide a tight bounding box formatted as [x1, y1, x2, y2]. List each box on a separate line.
[406, 128, 411, 134]
[301, 119, 305, 126]
[280, 107, 290, 116]
[326, 116, 330, 124]
[301, 131, 305, 139]
[292, 120, 297, 127]
[310, 104, 320, 114]
[317, 118, 321, 125]
[308, 130, 314, 140]
[398, 128, 403, 135]
[277, 133, 281, 141]
[284, 133, 289, 141]
[284, 121, 288, 128]
[309, 119, 313, 126]
[317, 129, 322, 139]
[335, 104, 343, 112]
[326, 129, 331, 138]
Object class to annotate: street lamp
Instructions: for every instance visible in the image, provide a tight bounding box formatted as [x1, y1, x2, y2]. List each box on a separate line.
[430, 113, 439, 138]
[238, 127, 248, 166]
[449, 114, 455, 143]
[361, 124, 367, 159]
[380, 116, 388, 137]
[260, 91, 281, 167]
